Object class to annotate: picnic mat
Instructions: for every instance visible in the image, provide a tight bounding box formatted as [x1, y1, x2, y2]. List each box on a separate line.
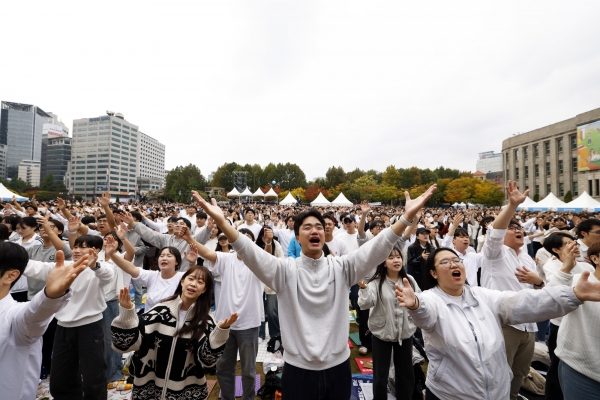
[348, 338, 354, 348]
[351, 374, 395, 400]
[349, 310, 357, 323]
[355, 358, 373, 375]
[218, 374, 261, 398]
[349, 332, 362, 346]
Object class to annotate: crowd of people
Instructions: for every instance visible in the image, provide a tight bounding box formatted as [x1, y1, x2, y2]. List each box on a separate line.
[1, 181, 600, 400]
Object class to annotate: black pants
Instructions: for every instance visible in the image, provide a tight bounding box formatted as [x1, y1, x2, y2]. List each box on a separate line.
[281, 359, 351, 400]
[545, 323, 563, 400]
[50, 320, 107, 400]
[41, 317, 58, 374]
[372, 336, 414, 400]
[426, 388, 442, 400]
[358, 308, 372, 349]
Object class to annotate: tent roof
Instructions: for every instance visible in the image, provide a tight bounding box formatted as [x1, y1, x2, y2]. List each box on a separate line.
[252, 188, 265, 197]
[558, 191, 600, 211]
[279, 192, 297, 205]
[0, 183, 28, 201]
[226, 187, 240, 197]
[331, 192, 353, 206]
[534, 192, 565, 209]
[516, 196, 537, 210]
[264, 188, 278, 197]
[239, 188, 253, 196]
[310, 192, 331, 206]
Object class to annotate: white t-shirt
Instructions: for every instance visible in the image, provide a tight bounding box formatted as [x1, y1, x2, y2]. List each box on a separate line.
[134, 269, 184, 311]
[206, 252, 264, 330]
[325, 237, 349, 257]
[335, 231, 359, 253]
[178, 310, 188, 329]
[237, 222, 262, 241]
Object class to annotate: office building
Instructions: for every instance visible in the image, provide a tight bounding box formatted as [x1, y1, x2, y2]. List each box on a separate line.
[0, 101, 52, 179]
[139, 131, 166, 184]
[18, 159, 41, 187]
[41, 135, 71, 186]
[502, 107, 600, 200]
[0, 144, 7, 180]
[476, 151, 503, 173]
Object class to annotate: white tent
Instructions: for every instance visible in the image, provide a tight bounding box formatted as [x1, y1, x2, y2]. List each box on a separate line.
[279, 192, 297, 205]
[252, 188, 265, 197]
[527, 192, 565, 211]
[226, 187, 240, 197]
[310, 192, 331, 206]
[558, 191, 600, 212]
[331, 192, 353, 206]
[264, 188, 278, 198]
[0, 183, 28, 201]
[517, 196, 538, 210]
[458, 202, 466, 208]
[239, 187, 253, 197]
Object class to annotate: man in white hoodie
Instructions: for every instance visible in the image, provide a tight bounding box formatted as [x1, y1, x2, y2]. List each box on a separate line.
[0, 243, 91, 400]
[192, 185, 435, 400]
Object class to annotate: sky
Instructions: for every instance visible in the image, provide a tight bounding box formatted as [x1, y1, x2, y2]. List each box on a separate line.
[3, 1, 600, 181]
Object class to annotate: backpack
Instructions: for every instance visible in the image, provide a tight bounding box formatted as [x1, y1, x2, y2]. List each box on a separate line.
[257, 370, 282, 399]
[267, 336, 284, 353]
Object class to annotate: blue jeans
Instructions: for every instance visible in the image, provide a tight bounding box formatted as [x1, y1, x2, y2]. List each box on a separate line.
[132, 279, 143, 309]
[559, 361, 600, 400]
[259, 293, 280, 339]
[536, 320, 549, 342]
[102, 298, 123, 382]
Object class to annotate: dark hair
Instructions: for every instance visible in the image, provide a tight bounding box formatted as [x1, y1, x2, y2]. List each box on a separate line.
[196, 211, 207, 219]
[104, 231, 124, 253]
[167, 216, 179, 223]
[175, 217, 191, 229]
[244, 208, 256, 216]
[4, 215, 22, 232]
[424, 247, 461, 290]
[48, 218, 64, 234]
[0, 224, 9, 241]
[81, 216, 96, 225]
[508, 219, 521, 228]
[453, 227, 469, 238]
[480, 216, 495, 235]
[73, 235, 104, 251]
[293, 209, 325, 236]
[284, 215, 294, 225]
[162, 266, 214, 350]
[369, 248, 414, 302]
[256, 226, 275, 255]
[238, 228, 255, 241]
[215, 238, 230, 253]
[130, 211, 144, 222]
[187, 205, 198, 211]
[0, 242, 29, 288]
[322, 213, 336, 223]
[158, 246, 183, 270]
[543, 232, 574, 259]
[577, 219, 600, 238]
[19, 216, 38, 230]
[587, 242, 600, 269]
[26, 203, 38, 212]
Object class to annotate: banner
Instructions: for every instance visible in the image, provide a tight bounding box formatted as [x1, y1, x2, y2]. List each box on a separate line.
[577, 121, 600, 171]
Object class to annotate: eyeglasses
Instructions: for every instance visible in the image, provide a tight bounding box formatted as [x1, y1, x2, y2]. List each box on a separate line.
[371, 225, 384, 230]
[435, 258, 463, 268]
[507, 225, 523, 232]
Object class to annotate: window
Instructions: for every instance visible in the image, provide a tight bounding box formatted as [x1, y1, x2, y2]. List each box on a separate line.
[129, 174, 136, 177]
[534, 144, 539, 157]
[572, 157, 578, 173]
[123, 124, 130, 130]
[524, 147, 529, 160]
[112, 133, 121, 138]
[129, 163, 136, 167]
[99, 131, 109, 136]
[514, 150, 519, 161]
[559, 183, 565, 196]
[515, 168, 519, 180]
[505, 153, 509, 164]
[546, 162, 551, 176]
[571, 135, 577, 150]
[113, 127, 121, 132]
[535, 185, 539, 195]
[525, 166, 529, 179]
[506, 169, 510, 180]
[559, 160, 563, 174]
[132, 128, 137, 133]
[547, 183, 551, 195]
[557, 138, 563, 153]
[574, 181, 579, 196]
[112, 121, 121, 126]
[545, 142, 550, 155]
[535, 164, 539, 177]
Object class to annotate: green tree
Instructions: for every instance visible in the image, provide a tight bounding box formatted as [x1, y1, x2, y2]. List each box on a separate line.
[420, 168, 438, 185]
[8, 177, 27, 194]
[533, 193, 540, 202]
[325, 166, 346, 188]
[346, 168, 365, 183]
[274, 163, 307, 190]
[40, 174, 56, 191]
[444, 177, 479, 203]
[472, 180, 505, 206]
[263, 163, 278, 186]
[346, 174, 378, 203]
[165, 164, 207, 202]
[372, 185, 399, 204]
[381, 165, 401, 188]
[210, 162, 241, 189]
[564, 190, 573, 203]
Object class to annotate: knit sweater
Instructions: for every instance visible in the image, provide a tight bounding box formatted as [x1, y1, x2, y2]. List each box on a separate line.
[231, 227, 401, 370]
[111, 297, 230, 400]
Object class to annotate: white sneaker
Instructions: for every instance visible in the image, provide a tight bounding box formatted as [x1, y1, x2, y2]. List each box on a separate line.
[359, 346, 368, 355]
[258, 338, 264, 344]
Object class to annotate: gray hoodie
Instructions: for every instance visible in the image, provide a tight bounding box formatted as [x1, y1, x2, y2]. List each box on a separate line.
[231, 227, 401, 370]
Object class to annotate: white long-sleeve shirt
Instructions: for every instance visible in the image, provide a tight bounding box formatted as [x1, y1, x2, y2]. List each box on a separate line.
[0, 289, 71, 399]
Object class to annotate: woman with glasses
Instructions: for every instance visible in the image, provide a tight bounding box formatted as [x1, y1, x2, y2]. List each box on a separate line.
[395, 246, 600, 400]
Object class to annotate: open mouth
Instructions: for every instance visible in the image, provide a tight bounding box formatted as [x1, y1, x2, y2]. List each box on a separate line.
[309, 237, 320, 245]
[451, 270, 462, 278]
[186, 288, 196, 295]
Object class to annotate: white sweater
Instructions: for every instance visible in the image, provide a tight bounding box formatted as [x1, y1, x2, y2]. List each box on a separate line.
[553, 270, 600, 383]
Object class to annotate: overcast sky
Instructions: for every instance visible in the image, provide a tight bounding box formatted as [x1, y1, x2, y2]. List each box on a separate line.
[3, 1, 600, 181]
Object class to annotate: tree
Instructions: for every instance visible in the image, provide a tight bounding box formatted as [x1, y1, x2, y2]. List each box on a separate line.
[325, 166, 346, 188]
[472, 180, 505, 206]
[398, 167, 422, 189]
[444, 177, 479, 203]
[372, 185, 399, 204]
[381, 165, 401, 188]
[346, 168, 365, 183]
[273, 163, 307, 190]
[346, 174, 378, 203]
[290, 187, 307, 203]
[8, 177, 27, 194]
[40, 174, 56, 191]
[533, 193, 540, 202]
[564, 190, 573, 203]
[165, 164, 207, 202]
[304, 184, 329, 202]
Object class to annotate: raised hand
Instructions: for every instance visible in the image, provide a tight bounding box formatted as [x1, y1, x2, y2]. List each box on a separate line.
[206, 217, 215, 233]
[403, 184, 437, 221]
[506, 180, 529, 207]
[122, 212, 135, 227]
[45, 251, 89, 299]
[178, 225, 192, 242]
[573, 271, 600, 302]
[57, 197, 66, 209]
[67, 216, 80, 233]
[104, 235, 119, 259]
[453, 213, 464, 225]
[116, 222, 128, 240]
[395, 278, 418, 309]
[118, 287, 134, 309]
[359, 200, 371, 214]
[184, 243, 199, 264]
[192, 191, 226, 226]
[86, 249, 99, 269]
[97, 191, 111, 207]
[218, 312, 239, 329]
[560, 241, 579, 273]
[515, 267, 543, 285]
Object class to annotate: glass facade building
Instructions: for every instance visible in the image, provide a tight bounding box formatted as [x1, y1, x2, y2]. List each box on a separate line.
[41, 136, 71, 186]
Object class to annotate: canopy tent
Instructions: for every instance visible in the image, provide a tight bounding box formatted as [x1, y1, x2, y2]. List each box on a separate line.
[557, 191, 600, 212]
[467, 203, 475, 208]
[226, 187, 240, 197]
[264, 188, 278, 198]
[458, 202, 466, 207]
[310, 192, 331, 206]
[526, 192, 565, 211]
[516, 196, 538, 210]
[0, 183, 28, 202]
[279, 192, 297, 205]
[252, 188, 265, 197]
[331, 192, 353, 206]
[239, 188, 253, 197]
[452, 202, 459, 207]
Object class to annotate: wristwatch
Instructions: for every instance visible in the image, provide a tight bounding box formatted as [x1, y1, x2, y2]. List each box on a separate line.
[534, 280, 545, 288]
[91, 262, 101, 271]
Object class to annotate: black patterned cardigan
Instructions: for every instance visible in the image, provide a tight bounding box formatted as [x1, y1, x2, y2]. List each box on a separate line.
[111, 297, 229, 400]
